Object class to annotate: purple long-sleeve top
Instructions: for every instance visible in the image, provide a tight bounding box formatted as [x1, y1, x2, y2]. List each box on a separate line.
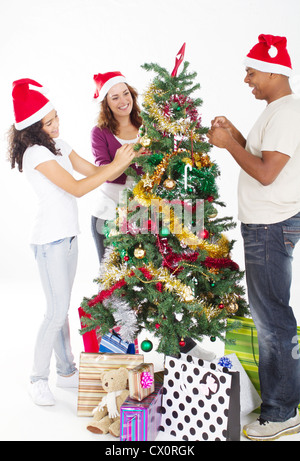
[91, 126, 142, 184]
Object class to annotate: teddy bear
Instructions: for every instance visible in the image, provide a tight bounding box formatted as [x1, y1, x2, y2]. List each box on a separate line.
[86, 367, 129, 437]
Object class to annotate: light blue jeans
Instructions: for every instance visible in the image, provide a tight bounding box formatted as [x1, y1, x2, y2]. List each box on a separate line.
[241, 212, 300, 422]
[30, 237, 78, 382]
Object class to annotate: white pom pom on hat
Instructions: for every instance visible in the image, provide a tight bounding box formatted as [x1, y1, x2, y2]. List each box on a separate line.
[244, 34, 292, 77]
[268, 45, 278, 58]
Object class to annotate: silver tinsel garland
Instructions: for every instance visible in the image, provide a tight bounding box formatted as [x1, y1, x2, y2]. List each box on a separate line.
[103, 294, 138, 343]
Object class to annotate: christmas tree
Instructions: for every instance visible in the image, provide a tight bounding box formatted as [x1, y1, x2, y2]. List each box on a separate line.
[80, 44, 248, 356]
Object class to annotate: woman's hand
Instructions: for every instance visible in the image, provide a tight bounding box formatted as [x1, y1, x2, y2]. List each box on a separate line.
[113, 143, 136, 168]
[134, 146, 148, 158]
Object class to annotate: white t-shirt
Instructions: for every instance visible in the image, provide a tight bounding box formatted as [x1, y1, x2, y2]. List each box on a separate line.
[23, 138, 80, 244]
[92, 135, 138, 220]
[238, 94, 300, 224]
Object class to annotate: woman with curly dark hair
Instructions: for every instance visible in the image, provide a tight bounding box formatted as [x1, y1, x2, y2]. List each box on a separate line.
[91, 72, 143, 263]
[9, 78, 136, 406]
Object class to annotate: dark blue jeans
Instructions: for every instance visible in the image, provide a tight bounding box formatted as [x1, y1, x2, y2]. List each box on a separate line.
[241, 212, 300, 422]
[91, 216, 106, 264]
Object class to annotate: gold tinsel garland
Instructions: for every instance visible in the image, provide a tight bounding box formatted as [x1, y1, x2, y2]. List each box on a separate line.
[131, 180, 229, 256]
[182, 153, 212, 169]
[142, 150, 178, 190]
[143, 84, 203, 140]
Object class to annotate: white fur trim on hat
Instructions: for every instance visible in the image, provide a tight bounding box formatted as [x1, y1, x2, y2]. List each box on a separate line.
[244, 57, 292, 77]
[98, 75, 127, 101]
[15, 101, 54, 130]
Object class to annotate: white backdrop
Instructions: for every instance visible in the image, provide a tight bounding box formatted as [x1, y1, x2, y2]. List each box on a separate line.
[1, 0, 300, 308]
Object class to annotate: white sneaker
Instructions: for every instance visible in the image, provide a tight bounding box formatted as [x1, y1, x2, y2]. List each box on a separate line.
[56, 370, 79, 388]
[243, 412, 300, 441]
[29, 380, 55, 406]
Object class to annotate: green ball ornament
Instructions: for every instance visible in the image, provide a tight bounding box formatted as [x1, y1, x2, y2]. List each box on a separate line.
[141, 339, 153, 352]
[160, 227, 170, 237]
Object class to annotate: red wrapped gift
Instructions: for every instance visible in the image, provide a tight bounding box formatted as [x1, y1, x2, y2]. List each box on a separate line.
[78, 307, 101, 353]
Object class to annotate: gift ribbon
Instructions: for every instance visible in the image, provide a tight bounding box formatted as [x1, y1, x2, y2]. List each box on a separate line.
[140, 371, 154, 389]
[218, 356, 233, 369]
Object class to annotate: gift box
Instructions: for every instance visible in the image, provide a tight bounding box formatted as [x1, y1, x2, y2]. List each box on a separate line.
[225, 316, 300, 411]
[128, 363, 155, 401]
[160, 354, 240, 441]
[99, 330, 135, 354]
[77, 352, 144, 416]
[120, 383, 163, 441]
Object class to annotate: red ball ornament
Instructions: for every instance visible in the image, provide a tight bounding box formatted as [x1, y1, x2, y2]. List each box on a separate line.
[200, 229, 209, 239]
[207, 196, 214, 202]
[155, 323, 161, 329]
[124, 255, 129, 261]
[179, 339, 186, 347]
[218, 303, 225, 309]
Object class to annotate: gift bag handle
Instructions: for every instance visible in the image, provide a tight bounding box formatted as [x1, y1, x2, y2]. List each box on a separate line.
[250, 326, 259, 367]
[112, 329, 122, 340]
[178, 360, 220, 398]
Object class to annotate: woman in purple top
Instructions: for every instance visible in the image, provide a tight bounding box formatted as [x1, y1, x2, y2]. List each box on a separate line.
[91, 71, 143, 263]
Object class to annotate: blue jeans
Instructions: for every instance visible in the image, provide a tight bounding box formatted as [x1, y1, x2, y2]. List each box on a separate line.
[241, 212, 300, 421]
[30, 237, 78, 382]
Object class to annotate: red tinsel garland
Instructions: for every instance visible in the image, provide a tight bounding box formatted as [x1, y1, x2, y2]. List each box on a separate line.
[88, 279, 127, 307]
[202, 257, 239, 271]
[138, 266, 153, 280]
[156, 236, 239, 273]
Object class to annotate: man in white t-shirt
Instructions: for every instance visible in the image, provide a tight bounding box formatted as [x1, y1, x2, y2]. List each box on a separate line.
[208, 34, 300, 441]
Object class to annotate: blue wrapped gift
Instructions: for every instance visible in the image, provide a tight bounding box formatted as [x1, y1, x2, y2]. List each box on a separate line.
[99, 330, 135, 354]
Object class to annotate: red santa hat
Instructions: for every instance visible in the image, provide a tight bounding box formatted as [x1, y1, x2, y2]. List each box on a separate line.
[244, 34, 292, 77]
[93, 71, 127, 101]
[12, 78, 54, 131]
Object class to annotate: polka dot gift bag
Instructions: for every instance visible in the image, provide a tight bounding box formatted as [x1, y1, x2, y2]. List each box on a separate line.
[159, 354, 240, 441]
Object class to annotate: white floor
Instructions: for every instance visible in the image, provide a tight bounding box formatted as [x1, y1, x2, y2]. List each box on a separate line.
[1, 277, 300, 442]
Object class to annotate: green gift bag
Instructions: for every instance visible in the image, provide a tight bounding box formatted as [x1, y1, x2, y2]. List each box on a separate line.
[225, 316, 300, 410]
[225, 317, 260, 396]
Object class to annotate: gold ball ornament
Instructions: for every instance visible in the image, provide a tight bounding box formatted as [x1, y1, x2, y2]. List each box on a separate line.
[163, 177, 176, 190]
[140, 135, 152, 148]
[225, 302, 239, 314]
[134, 244, 146, 259]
